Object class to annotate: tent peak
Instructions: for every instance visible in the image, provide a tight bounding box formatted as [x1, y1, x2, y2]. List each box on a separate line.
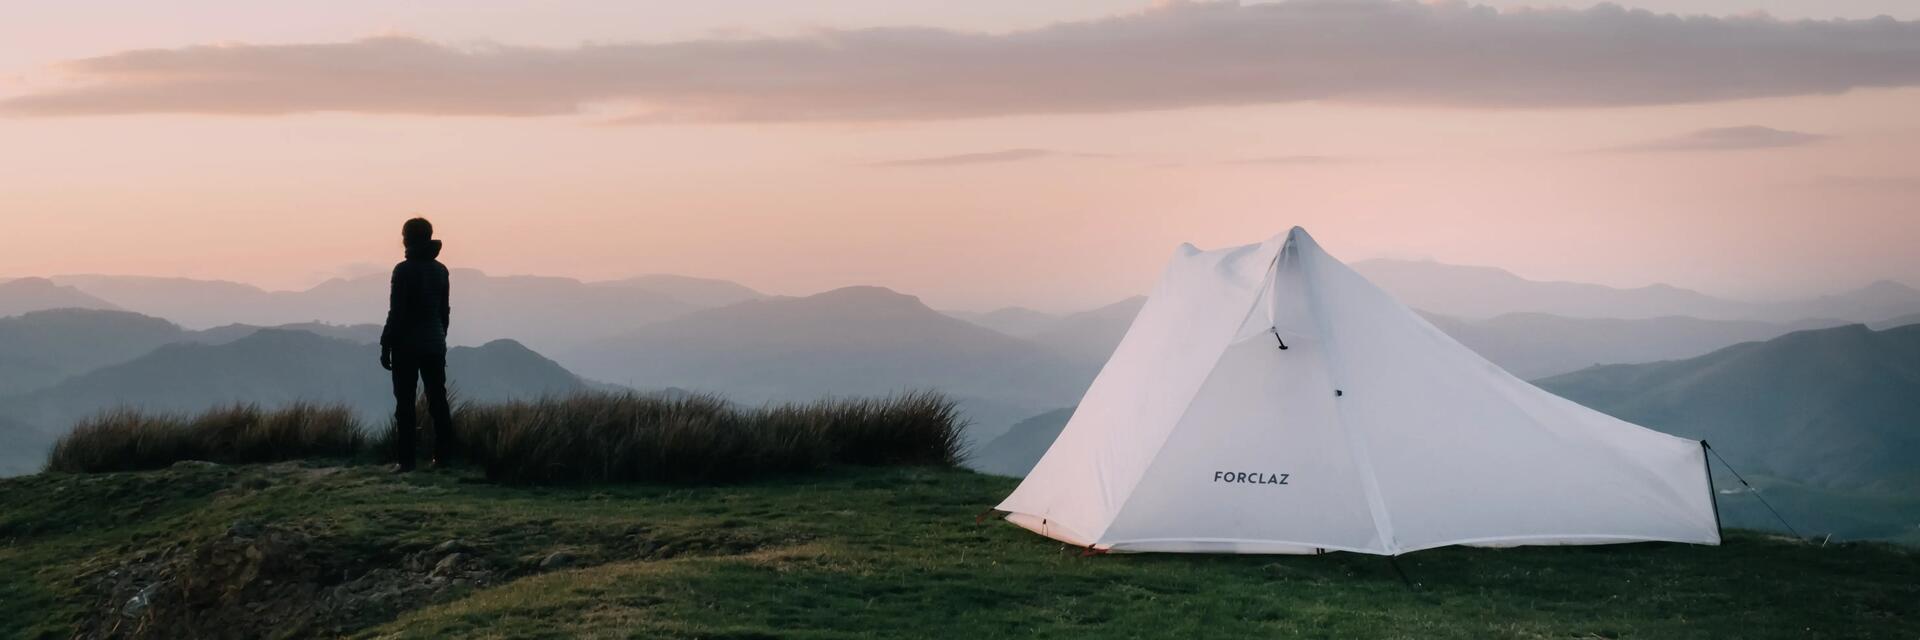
[1285, 226, 1312, 243]
[1274, 226, 1321, 257]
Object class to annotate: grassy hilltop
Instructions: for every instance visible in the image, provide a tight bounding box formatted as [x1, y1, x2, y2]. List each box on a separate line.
[2, 391, 1915, 638]
[3, 461, 1916, 639]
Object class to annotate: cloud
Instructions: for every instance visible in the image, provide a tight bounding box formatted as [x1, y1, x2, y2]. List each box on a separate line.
[868, 148, 1115, 167]
[1608, 126, 1830, 152]
[1146, 154, 1342, 169]
[1223, 155, 1343, 166]
[868, 148, 1060, 167]
[5, 2, 1920, 121]
[1810, 175, 1920, 192]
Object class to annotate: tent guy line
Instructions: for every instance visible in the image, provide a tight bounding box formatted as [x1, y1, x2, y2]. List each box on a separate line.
[1703, 441, 1803, 540]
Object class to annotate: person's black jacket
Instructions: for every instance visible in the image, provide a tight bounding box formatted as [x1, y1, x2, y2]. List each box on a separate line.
[380, 240, 451, 356]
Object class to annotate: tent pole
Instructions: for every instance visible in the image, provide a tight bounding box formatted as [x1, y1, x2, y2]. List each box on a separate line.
[1701, 441, 1723, 540]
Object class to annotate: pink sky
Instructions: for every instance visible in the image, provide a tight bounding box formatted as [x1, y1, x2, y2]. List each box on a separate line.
[2, 0, 1917, 312]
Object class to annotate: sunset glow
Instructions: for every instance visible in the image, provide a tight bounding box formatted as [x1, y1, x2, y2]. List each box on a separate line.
[3, 0, 1916, 311]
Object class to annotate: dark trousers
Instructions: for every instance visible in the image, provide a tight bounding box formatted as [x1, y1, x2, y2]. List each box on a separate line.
[392, 350, 454, 467]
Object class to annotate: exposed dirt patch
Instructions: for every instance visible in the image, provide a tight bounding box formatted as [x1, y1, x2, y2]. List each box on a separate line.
[50, 463, 804, 638]
[75, 520, 497, 639]
[75, 516, 788, 638]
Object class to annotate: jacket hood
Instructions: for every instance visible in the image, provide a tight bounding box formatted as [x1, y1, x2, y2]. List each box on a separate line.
[404, 239, 443, 260]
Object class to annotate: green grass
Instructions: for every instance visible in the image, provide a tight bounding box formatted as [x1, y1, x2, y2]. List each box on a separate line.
[2, 464, 1914, 639]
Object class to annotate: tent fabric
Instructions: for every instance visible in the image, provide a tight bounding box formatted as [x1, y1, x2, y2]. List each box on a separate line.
[996, 228, 1721, 555]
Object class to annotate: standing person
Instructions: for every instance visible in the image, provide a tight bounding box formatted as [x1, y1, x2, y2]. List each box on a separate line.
[380, 217, 454, 472]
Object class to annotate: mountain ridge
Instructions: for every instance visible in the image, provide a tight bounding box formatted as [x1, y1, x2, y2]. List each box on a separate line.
[1353, 259, 1920, 323]
[565, 285, 1090, 447]
[1422, 311, 1850, 379]
[0, 277, 121, 317]
[1539, 323, 1920, 493]
[39, 271, 765, 356]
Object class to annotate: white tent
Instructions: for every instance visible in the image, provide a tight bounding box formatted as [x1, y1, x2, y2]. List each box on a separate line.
[997, 228, 1721, 555]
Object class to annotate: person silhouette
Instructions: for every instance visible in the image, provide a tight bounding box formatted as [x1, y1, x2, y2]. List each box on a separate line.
[379, 217, 454, 472]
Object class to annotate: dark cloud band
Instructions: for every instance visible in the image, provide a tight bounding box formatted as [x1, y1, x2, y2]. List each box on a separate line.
[1607, 126, 1830, 152]
[5, 1, 1918, 121]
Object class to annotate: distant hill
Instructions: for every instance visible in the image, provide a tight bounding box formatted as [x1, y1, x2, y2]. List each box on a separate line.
[1028, 296, 1147, 376]
[1424, 312, 1847, 379]
[0, 309, 188, 395]
[590, 274, 765, 308]
[42, 275, 268, 326]
[0, 413, 53, 477]
[566, 286, 1087, 439]
[1352, 259, 1920, 323]
[288, 270, 715, 355]
[0, 330, 588, 476]
[1538, 324, 1920, 493]
[1796, 281, 1920, 327]
[0, 309, 392, 397]
[1871, 312, 1920, 330]
[47, 271, 764, 354]
[1353, 259, 1743, 320]
[0, 277, 121, 317]
[968, 408, 1072, 477]
[442, 338, 595, 401]
[948, 297, 1147, 387]
[946, 307, 1061, 339]
[192, 321, 383, 346]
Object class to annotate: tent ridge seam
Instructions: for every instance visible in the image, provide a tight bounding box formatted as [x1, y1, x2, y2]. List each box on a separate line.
[1300, 239, 1401, 555]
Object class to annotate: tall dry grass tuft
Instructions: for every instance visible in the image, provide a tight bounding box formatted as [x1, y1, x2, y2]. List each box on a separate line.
[457, 391, 966, 484]
[45, 391, 964, 482]
[46, 402, 365, 473]
[756, 391, 967, 468]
